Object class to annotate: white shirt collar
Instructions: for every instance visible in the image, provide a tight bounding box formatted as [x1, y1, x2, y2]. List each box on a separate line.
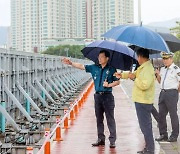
[165, 63, 175, 69]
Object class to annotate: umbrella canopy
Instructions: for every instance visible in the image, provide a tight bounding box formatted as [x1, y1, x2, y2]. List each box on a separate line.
[158, 32, 180, 52]
[102, 25, 170, 53]
[129, 33, 180, 59]
[102, 25, 127, 38]
[81, 40, 137, 70]
[129, 45, 161, 59]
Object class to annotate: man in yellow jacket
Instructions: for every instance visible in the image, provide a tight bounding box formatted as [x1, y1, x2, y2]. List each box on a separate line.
[115, 48, 155, 154]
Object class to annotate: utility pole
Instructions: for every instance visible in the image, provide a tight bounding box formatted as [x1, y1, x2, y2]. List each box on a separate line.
[64, 48, 69, 57]
[138, 0, 142, 25]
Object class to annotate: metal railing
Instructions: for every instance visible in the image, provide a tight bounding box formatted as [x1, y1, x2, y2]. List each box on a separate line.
[0, 48, 92, 154]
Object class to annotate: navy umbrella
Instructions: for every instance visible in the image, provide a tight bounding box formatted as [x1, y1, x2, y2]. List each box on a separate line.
[129, 45, 161, 59]
[102, 25, 170, 53]
[129, 32, 180, 59]
[158, 32, 180, 52]
[129, 45, 164, 69]
[81, 40, 137, 71]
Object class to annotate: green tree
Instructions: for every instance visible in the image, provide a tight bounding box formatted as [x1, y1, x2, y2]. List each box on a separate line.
[42, 45, 85, 59]
[174, 51, 180, 66]
[171, 21, 180, 66]
[170, 21, 180, 39]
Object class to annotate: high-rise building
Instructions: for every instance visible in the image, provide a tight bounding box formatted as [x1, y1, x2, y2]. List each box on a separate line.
[39, 0, 60, 51]
[11, 0, 60, 52]
[7, 27, 12, 50]
[11, 0, 22, 51]
[59, 0, 74, 39]
[86, 0, 93, 38]
[91, 0, 134, 39]
[11, 0, 134, 52]
[76, 0, 87, 38]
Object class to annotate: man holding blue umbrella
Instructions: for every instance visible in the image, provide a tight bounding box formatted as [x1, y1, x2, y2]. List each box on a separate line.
[115, 48, 155, 154]
[103, 24, 172, 154]
[62, 50, 120, 148]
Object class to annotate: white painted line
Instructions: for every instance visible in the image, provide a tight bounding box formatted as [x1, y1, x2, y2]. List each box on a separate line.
[120, 84, 130, 99]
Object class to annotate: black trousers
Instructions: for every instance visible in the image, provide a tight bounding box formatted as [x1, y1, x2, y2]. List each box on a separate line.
[158, 89, 179, 138]
[135, 102, 154, 152]
[94, 93, 116, 143]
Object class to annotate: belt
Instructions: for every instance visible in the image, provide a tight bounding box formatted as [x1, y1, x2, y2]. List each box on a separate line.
[161, 89, 177, 92]
[95, 91, 112, 95]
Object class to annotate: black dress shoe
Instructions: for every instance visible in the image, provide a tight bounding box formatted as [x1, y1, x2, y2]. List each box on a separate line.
[137, 148, 146, 153]
[109, 143, 116, 148]
[92, 139, 105, 146]
[167, 136, 177, 142]
[142, 151, 154, 154]
[155, 135, 168, 141]
[137, 149, 154, 154]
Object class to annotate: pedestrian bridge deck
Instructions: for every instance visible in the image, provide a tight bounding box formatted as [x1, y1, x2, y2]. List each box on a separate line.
[50, 85, 160, 154]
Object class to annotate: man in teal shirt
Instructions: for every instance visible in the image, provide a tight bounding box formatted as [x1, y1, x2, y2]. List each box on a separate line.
[85, 63, 118, 92]
[62, 50, 120, 148]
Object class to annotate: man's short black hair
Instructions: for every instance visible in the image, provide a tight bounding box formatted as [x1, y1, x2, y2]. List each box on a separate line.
[137, 48, 149, 59]
[99, 50, 110, 58]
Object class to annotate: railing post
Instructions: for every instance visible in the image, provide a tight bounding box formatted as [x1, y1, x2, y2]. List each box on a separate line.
[0, 101, 6, 133]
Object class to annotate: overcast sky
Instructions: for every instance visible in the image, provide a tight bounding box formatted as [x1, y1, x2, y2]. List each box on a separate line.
[0, 0, 180, 26]
[134, 0, 180, 24]
[0, 0, 10, 26]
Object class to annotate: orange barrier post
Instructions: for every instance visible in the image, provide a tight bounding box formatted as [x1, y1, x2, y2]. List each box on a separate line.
[54, 116, 63, 141]
[45, 141, 50, 154]
[88, 87, 91, 93]
[81, 98, 84, 106]
[86, 90, 89, 96]
[44, 128, 50, 154]
[74, 104, 78, 115]
[83, 95, 86, 103]
[78, 99, 82, 108]
[82, 94, 85, 102]
[26, 147, 33, 154]
[69, 109, 75, 120]
[85, 92, 88, 99]
[63, 117, 69, 129]
[54, 126, 63, 141]
[80, 98, 84, 106]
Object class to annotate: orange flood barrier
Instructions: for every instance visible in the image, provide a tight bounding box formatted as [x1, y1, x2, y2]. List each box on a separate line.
[54, 126, 63, 141]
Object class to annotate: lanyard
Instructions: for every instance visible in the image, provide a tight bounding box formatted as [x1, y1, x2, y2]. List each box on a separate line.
[162, 68, 169, 89]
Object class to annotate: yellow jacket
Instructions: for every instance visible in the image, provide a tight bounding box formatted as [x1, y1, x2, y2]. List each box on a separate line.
[122, 61, 155, 104]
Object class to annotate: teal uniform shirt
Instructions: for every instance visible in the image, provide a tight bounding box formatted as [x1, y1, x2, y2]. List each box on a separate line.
[85, 64, 118, 92]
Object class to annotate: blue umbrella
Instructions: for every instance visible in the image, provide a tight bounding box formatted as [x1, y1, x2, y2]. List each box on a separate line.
[102, 25, 127, 38]
[81, 40, 137, 70]
[102, 25, 170, 53]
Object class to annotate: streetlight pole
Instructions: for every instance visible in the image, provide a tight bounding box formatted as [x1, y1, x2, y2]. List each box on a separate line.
[64, 48, 69, 57]
[138, 0, 142, 25]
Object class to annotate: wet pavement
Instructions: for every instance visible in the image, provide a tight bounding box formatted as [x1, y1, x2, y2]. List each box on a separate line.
[121, 80, 180, 154]
[51, 84, 162, 154]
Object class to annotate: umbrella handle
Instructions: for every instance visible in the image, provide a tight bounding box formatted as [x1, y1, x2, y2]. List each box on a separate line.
[131, 64, 136, 73]
[130, 46, 137, 72]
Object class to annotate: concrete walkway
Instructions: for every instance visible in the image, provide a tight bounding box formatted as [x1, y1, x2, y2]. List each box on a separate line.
[121, 80, 180, 154]
[51, 85, 161, 154]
